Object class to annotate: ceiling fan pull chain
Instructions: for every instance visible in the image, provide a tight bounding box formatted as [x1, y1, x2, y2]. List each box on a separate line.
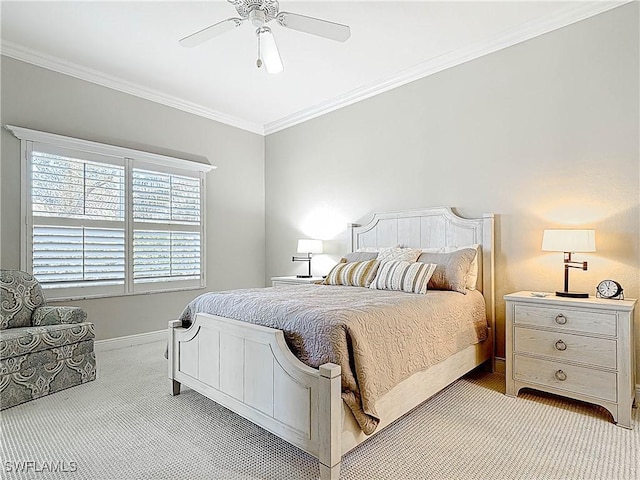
[256, 32, 263, 68]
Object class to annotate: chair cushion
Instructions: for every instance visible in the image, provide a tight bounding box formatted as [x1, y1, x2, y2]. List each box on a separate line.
[1, 270, 46, 330]
[0, 322, 95, 360]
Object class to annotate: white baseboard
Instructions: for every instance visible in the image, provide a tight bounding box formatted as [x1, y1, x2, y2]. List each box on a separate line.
[94, 329, 165, 353]
[494, 357, 506, 375]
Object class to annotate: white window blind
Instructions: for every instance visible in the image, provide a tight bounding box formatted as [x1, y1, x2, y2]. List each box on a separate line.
[32, 152, 125, 220]
[10, 125, 214, 300]
[132, 169, 202, 284]
[133, 231, 200, 281]
[33, 226, 125, 286]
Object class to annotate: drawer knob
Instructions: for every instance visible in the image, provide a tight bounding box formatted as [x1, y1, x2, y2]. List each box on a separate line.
[554, 340, 567, 351]
[554, 314, 567, 325]
[554, 369, 567, 381]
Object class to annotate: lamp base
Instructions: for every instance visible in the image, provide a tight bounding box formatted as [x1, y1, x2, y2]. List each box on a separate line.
[296, 275, 312, 278]
[556, 291, 589, 299]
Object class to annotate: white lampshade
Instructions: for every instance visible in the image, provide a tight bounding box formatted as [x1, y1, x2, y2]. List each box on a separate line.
[542, 229, 596, 253]
[297, 239, 323, 254]
[257, 27, 283, 74]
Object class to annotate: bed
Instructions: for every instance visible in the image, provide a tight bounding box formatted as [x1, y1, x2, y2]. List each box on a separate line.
[168, 207, 495, 479]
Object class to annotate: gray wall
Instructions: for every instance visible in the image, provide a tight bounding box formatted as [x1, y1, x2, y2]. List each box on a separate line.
[1, 57, 266, 340]
[265, 4, 639, 369]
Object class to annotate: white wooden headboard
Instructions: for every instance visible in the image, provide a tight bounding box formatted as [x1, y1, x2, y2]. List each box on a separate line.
[348, 207, 495, 335]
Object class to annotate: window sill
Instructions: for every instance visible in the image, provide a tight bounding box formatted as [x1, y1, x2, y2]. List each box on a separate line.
[46, 285, 207, 303]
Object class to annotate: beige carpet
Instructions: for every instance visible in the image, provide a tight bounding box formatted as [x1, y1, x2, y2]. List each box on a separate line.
[1, 341, 637, 480]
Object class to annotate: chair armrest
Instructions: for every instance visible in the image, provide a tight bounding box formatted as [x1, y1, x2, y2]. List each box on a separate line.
[32, 306, 88, 326]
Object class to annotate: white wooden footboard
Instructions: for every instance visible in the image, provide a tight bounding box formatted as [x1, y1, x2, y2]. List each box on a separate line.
[168, 314, 342, 480]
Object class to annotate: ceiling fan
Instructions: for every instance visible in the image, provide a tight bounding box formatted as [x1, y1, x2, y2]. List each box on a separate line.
[179, 0, 351, 74]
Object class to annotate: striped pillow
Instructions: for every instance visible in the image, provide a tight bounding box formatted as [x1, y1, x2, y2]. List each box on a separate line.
[323, 259, 380, 287]
[369, 261, 437, 294]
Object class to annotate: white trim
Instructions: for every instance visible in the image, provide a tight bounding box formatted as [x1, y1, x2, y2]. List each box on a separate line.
[0, 2, 627, 136]
[264, 1, 628, 134]
[20, 141, 31, 271]
[494, 357, 506, 375]
[0, 41, 265, 136]
[48, 285, 205, 302]
[5, 125, 216, 172]
[199, 171, 207, 289]
[94, 329, 166, 353]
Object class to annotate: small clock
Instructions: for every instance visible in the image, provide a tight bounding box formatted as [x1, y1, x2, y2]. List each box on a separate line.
[596, 279, 624, 300]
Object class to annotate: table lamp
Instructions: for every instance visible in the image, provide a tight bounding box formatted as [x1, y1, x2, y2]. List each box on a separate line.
[292, 239, 323, 278]
[542, 229, 596, 298]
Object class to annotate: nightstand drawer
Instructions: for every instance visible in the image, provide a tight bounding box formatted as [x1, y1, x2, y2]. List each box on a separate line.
[514, 327, 616, 369]
[514, 355, 617, 403]
[514, 304, 616, 336]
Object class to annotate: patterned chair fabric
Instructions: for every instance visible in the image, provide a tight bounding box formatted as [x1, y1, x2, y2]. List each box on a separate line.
[0, 270, 45, 330]
[0, 269, 96, 410]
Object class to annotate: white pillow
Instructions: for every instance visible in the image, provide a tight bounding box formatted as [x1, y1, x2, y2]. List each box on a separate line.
[355, 245, 400, 253]
[369, 261, 437, 294]
[421, 244, 479, 290]
[377, 246, 422, 263]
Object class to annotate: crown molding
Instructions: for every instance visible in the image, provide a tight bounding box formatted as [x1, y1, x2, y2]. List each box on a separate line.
[1, 1, 628, 137]
[0, 41, 265, 136]
[263, 1, 629, 135]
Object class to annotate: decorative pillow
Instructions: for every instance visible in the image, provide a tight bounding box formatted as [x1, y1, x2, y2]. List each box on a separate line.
[463, 245, 479, 290]
[369, 261, 437, 294]
[377, 247, 422, 263]
[421, 244, 480, 290]
[417, 248, 477, 294]
[323, 259, 380, 287]
[343, 251, 378, 263]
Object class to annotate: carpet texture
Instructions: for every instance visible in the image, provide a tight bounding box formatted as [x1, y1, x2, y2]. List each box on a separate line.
[1, 341, 637, 479]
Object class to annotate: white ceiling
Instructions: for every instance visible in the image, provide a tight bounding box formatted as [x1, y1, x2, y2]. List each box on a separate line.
[1, 1, 625, 135]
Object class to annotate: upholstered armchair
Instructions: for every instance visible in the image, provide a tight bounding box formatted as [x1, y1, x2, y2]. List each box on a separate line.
[0, 269, 96, 410]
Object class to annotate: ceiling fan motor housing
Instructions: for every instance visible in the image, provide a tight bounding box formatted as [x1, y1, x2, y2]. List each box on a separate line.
[249, 9, 267, 27]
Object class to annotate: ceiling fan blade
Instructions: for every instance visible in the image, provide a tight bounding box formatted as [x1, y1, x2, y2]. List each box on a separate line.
[276, 12, 351, 42]
[179, 18, 243, 48]
[257, 27, 284, 74]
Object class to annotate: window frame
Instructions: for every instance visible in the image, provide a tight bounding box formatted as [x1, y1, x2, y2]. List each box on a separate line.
[8, 125, 215, 301]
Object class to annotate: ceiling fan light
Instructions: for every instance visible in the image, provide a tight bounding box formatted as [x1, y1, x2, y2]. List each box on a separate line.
[257, 27, 283, 74]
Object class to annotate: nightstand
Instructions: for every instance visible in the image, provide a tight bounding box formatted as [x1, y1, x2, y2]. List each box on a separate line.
[271, 276, 324, 287]
[505, 291, 636, 429]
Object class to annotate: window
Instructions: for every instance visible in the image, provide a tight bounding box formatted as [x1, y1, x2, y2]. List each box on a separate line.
[131, 169, 202, 283]
[9, 126, 214, 300]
